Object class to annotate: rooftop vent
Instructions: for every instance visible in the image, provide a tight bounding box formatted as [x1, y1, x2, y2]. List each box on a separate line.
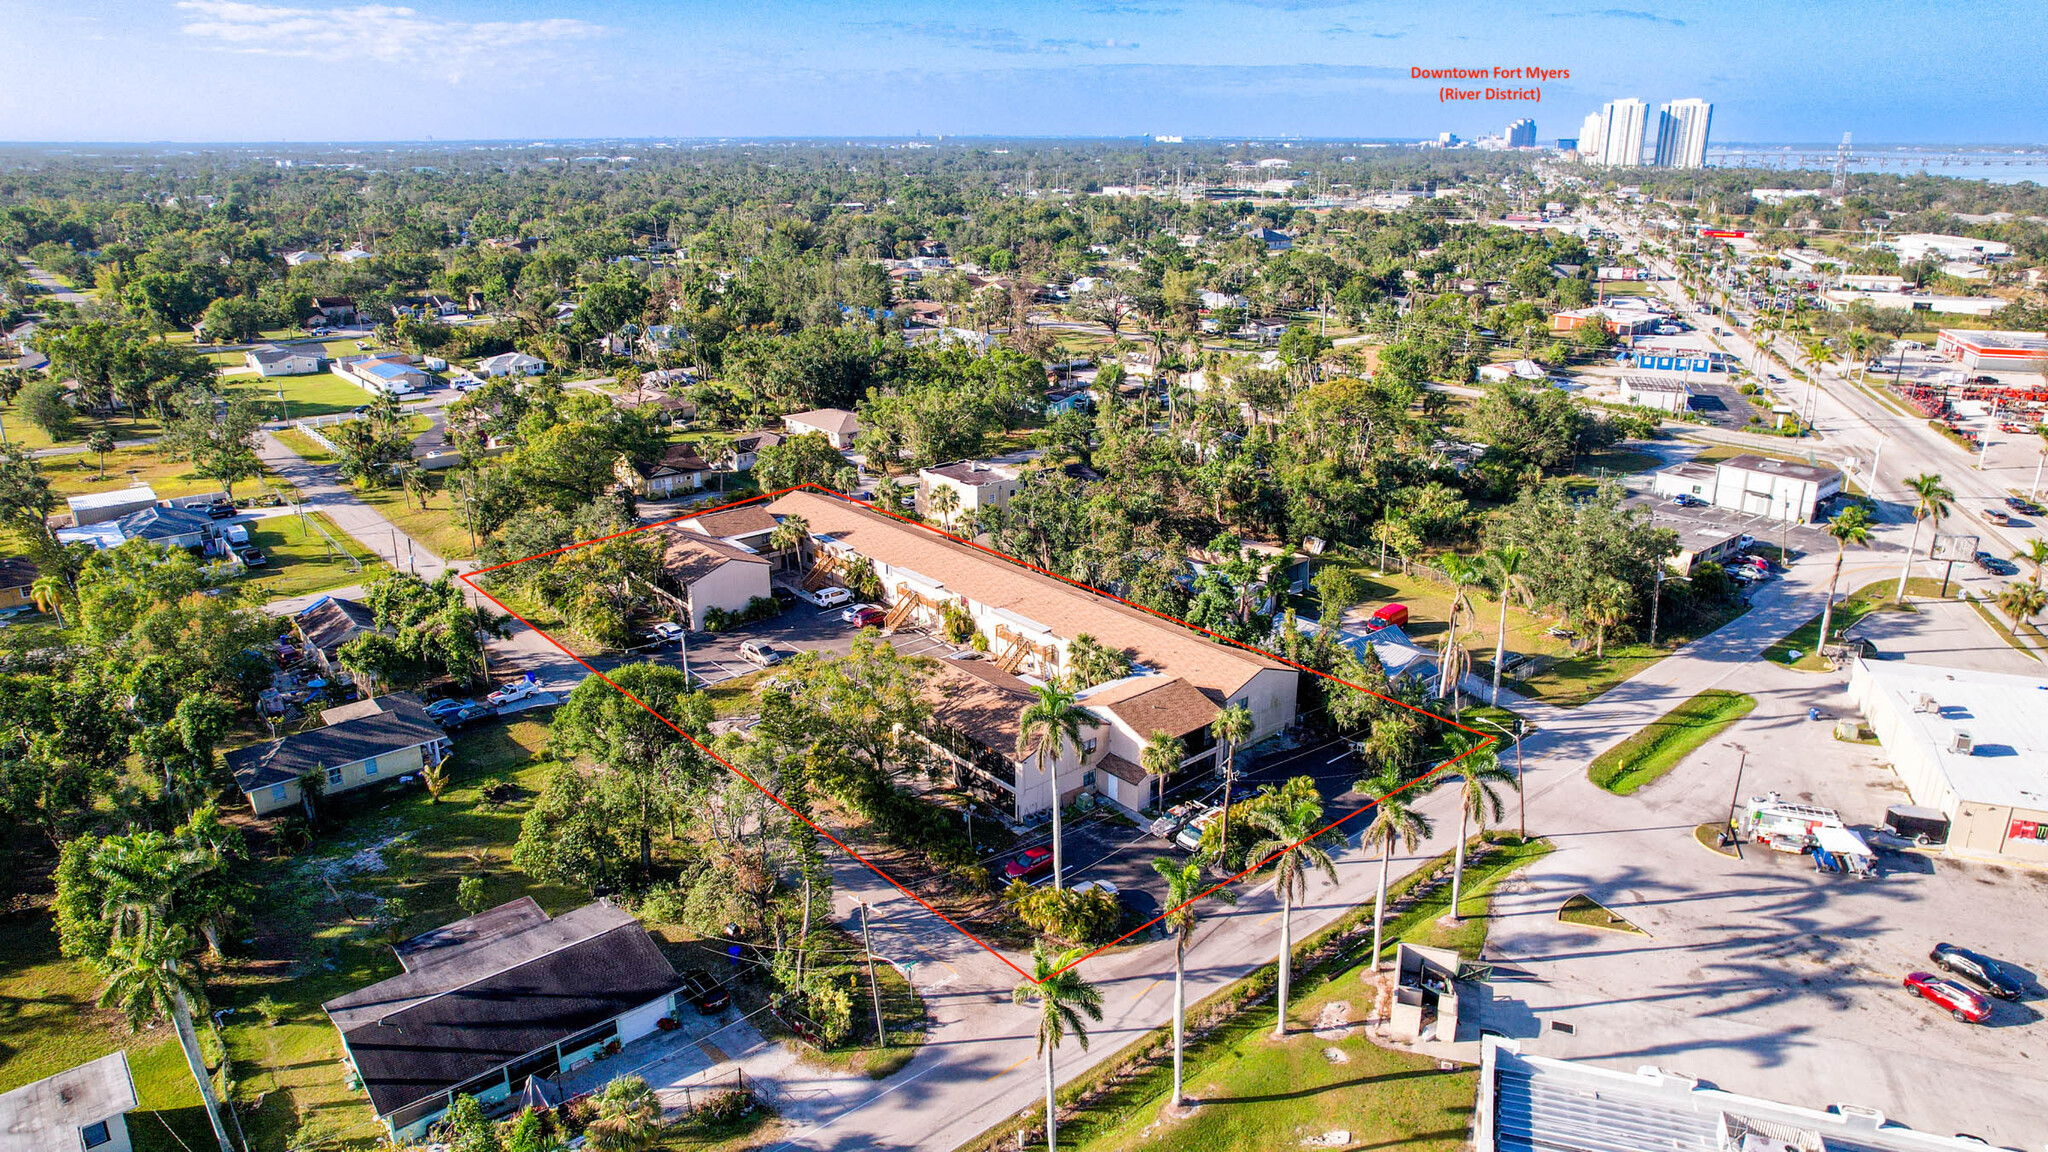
[1913, 692, 1938, 713]
[1950, 729, 1974, 756]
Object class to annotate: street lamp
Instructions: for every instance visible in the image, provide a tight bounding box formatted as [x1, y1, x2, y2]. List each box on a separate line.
[1469, 714, 1530, 841]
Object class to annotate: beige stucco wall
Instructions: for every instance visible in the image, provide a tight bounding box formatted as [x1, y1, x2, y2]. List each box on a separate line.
[686, 559, 771, 630]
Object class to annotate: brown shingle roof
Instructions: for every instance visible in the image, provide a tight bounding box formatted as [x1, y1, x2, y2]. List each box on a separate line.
[656, 527, 768, 586]
[1080, 676, 1220, 740]
[766, 490, 1283, 699]
[681, 505, 778, 540]
[926, 658, 1036, 755]
[648, 443, 713, 477]
[1096, 751, 1149, 785]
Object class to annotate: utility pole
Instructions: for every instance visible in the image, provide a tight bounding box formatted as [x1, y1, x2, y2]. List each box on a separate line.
[858, 901, 887, 1048]
[1514, 720, 1527, 841]
[1648, 566, 1666, 648]
[1723, 748, 1749, 853]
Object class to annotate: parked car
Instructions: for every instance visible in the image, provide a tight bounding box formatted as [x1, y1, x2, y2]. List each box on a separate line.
[641, 621, 684, 645]
[840, 603, 883, 624]
[1903, 970, 1992, 1023]
[1985, 509, 2012, 526]
[1999, 422, 2036, 435]
[235, 546, 268, 567]
[1930, 943, 2025, 1000]
[440, 701, 495, 728]
[2004, 496, 2034, 513]
[487, 677, 542, 707]
[679, 968, 731, 1014]
[771, 587, 798, 608]
[1174, 806, 1224, 854]
[1672, 493, 1705, 508]
[205, 500, 237, 520]
[847, 605, 887, 628]
[1071, 879, 1119, 898]
[424, 697, 471, 721]
[738, 640, 791, 667]
[1002, 846, 1054, 882]
[814, 586, 854, 609]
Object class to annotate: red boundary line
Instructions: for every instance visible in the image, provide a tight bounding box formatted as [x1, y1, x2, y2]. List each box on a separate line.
[457, 483, 1494, 984]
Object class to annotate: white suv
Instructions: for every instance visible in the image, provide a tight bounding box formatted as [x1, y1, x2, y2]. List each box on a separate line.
[814, 586, 854, 609]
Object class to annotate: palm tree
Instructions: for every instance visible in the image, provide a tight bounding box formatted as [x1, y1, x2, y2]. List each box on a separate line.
[1208, 703, 1254, 866]
[2019, 539, 2048, 589]
[1139, 731, 1184, 812]
[1436, 736, 1516, 919]
[1012, 944, 1104, 1152]
[96, 925, 235, 1152]
[1997, 581, 2048, 634]
[1895, 473, 1953, 602]
[928, 482, 961, 528]
[1016, 682, 1091, 891]
[769, 514, 811, 572]
[29, 573, 67, 626]
[1244, 797, 1338, 1037]
[1358, 769, 1435, 970]
[585, 1075, 663, 1152]
[1064, 633, 1130, 690]
[1584, 577, 1631, 658]
[1435, 553, 1482, 702]
[1815, 504, 1872, 652]
[1483, 545, 1530, 706]
[1152, 856, 1236, 1109]
[871, 476, 908, 514]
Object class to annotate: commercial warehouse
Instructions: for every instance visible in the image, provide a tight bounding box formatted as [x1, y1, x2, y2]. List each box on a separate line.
[1935, 329, 2048, 372]
[1847, 659, 2048, 863]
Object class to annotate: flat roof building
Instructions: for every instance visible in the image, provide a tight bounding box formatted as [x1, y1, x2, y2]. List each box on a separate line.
[1935, 329, 2048, 371]
[1650, 454, 1843, 524]
[1617, 375, 1693, 413]
[0, 1051, 138, 1152]
[1847, 659, 2048, 863]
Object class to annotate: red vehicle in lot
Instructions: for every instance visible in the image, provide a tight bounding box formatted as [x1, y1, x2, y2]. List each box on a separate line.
[1002, 846, 1054, 882]
[1903, 970, 1992, 1023]
[1365, 603, 1410, 631]
[849, 605, 887, 628]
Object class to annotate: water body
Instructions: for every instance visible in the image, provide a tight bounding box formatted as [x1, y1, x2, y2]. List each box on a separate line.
[1707, 146, 2048, 185]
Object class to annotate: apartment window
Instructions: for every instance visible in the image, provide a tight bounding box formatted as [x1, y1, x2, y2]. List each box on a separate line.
[364, 756, 378, 777]
[82, 1122, 111, 1149]
[269, 784, 289, 804]
[325, 765, 344, 788]
[1082, 738, 1098, 756]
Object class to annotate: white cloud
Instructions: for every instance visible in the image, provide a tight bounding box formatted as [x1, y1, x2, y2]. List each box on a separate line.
[175, 1, 610, 76]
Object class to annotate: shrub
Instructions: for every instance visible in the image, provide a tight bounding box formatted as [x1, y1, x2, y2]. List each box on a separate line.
[940, 602, 976, 644]
[1003, 880, 1120, 945]
[687, 1089, 757, 1126]
[704, 596, 781, 633]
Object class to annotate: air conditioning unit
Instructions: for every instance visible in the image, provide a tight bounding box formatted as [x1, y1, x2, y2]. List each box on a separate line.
[1913, 693, 1938, 713]
[1950, 729, 1974, 755]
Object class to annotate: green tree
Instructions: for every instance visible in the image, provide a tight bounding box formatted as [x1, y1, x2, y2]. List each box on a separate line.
[1815, 505, 1871, 650]
[1139, 730, 1183, 809]
[1016, 681, 1090, 890]
[438, 1094, 504, 1152]
[1483, 545, 1530, 706]
[96, 924, 235, 1152]
[1244, 793, 1338, 1037]
[16, 378, 75, 440]
[163, 390, 264, 500]
[549, 664, 713, 872]
[85, 428, 117, 478]
[1436, 735, 1516, 917]
[1895, 473, 1953, 603]
[1208, 703, 1255, 866]
[1434, 552, 1482, 706]
[1011, 944, 1104, 1152]
[1359, 769, 1434, 970]
[755, 431, 857, 492]
[585, 1075, 663, 1152]
[1997, 581, 2047, 633]
[1152, 856, 1235, 1107]
[2022, 538, 2048, 590]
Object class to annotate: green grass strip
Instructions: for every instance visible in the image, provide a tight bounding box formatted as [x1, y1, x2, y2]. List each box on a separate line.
[1587, 688, 1755, 795]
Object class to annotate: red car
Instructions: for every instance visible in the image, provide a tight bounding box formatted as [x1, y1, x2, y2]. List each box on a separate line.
[851, 605, 887, 628]
[1903, 971, 1992, 1023]
[1002, 846, 1054, 882]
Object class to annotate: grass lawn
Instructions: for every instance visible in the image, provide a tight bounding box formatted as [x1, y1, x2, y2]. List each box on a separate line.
[0, 404, 166, 453]
[1046, 837, 1552, 1152]
[37, 444, 235, 501]
[1574, 446, 1665, 479]
[271, 427, 333, 463]
[224, 372, 380, 421]
[1556, 893, 1647, 935]
[1587, 688, 1756, 795]
[352, 474, 478, 564]
[1763, 578, 1934, 670]
[237, 511, 385, 599]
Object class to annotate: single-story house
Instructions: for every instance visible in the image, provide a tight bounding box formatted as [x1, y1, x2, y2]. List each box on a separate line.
[227, 692, 450, 815]
[656, 528, 772, 630]
[60, 505, 216, 552]
[335, 248, 375, 262]
[1200, 290, 1250, 310]
[292, 595, 381, 675]
[639, 324, 686, 354]
[615, 444, 714, 499]
[324, 898, 687, 1142]
[782, 408, 859, 450]
[476, 352, 546, 378]
[246, 344, 327, 377]
[0, 1050, 138, 1152]
[611, 382, 697, 423]
[66, 485, 160, 527]
[340, 354, 429, 396]
[309, 296, 357, 324]
[283, 250, 325, 266]
[674, 504, 779, 557]
[1477, 359, 1549, 383]
[0, 556, 36, 612]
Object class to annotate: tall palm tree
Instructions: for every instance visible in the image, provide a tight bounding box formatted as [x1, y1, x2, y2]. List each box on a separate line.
[1244, 797, 1338, 1037]
[929, 482, 961, 528]
[871, 476, 908, 514]
[1151, 857, 1235, 1109]
[1997, 581, 2048, 634]
[1585, 577, 1631, 659]
[1815, 504, 1871, 653]
[1435, 554, 1481, 703]
[96, 925, 235, 1152]
[1895, 473, 1953, 603]
[29, 573, 67, 626]
[1436, 736, 1516, 919]
[1064, 633, 1130, 690]
[2019, 539, 2048, 590]
[769, 514, 812, 572]
[1012, 944, 1103, 1152]
[1359, 770, 1435, 970]
[1208, 703, 1254, 867]
[1139, 731, 1183, 812]
[1483, 545, 1530, 706]
[1016, 682, 1091, 891]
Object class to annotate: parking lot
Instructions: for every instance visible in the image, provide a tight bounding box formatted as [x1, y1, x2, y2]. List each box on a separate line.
[1624, 485, 1844, 560]
[1483, 659, 2048, 1145]
[589, 596, 968, 689]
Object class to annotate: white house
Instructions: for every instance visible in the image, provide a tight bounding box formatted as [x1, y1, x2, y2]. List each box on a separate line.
[0, 1051, 138, 1152]
[782, 408, 860, 449]
[1650, 453, 1843, 523]
[66, 485, 160, 527]
[917, 460, 1021, 524]
[1477, 359, 1549, 383]
[476, 351, 547, 378]
[615, 444, 714, 499]
[1200, 290, 1250, 310]
[656, 528, 773, 630]
[246, 344, 327, 377]
[283, 250, 325, 266]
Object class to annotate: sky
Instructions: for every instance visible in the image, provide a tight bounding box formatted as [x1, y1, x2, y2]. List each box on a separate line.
[2, 0, 2040, 144]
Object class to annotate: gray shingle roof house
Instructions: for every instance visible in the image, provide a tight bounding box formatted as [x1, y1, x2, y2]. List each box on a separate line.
[323, 898, 686, 1141]
[113, 505, 214, 549]
[292, 595, 379, 672]
[0, 1050, 138, 1152]
[245, 344, 327, 377]
[226, 691, 448, 815]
